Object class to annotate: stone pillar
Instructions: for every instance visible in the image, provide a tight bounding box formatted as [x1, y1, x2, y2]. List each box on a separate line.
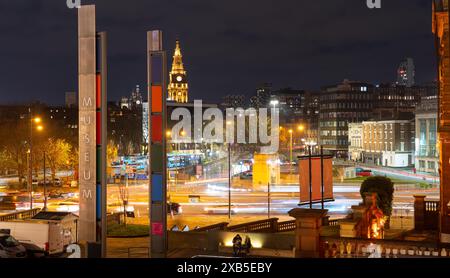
[288, 208, 328, 258]
[414, 195, 426, 231]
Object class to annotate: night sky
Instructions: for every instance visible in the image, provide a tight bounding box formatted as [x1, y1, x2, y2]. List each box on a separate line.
[0, 0, 437, 105]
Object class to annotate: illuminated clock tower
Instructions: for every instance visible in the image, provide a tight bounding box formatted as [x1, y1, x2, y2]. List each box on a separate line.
[168, 40, 189, 103]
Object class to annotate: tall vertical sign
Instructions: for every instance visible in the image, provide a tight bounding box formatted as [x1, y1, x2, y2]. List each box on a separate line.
[78, 5, 107, 256]
[147, 30, 168, 258]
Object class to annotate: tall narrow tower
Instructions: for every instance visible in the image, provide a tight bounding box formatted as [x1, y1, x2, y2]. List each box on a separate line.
[168, 40, 189, 103]
[433, 0, 450, 243]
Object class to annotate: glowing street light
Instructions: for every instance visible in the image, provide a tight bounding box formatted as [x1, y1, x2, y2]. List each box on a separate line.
[270, 100, 279, 108]
[33, 117, 42, 124]
[36, 125, 44, 132]
[298, 125, 305, 132]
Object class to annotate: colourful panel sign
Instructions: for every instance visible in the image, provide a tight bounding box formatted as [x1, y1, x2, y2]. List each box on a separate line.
[152, 222, 163, 236]
[151, 144, 163, 172]
[151, 115, 163, 142]
[151, 175, 163, 202]
[151, 86, 163, 112]
[96, 74, 101, 109]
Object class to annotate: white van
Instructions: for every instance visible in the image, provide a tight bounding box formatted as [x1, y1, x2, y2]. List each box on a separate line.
[0, 221, 65, 255]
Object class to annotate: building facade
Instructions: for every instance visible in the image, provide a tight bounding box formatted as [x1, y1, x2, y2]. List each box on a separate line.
[372, 84, 423, 121]
[362, 120, 415, 167]
[415, 96, 439, 174]
[319, 79, 373, 157]
[433, 0, 450, 241]
[168, 40, 189, 103]
[348, 123, 363, 161]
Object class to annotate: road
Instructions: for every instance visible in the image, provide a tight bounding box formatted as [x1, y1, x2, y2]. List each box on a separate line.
[103, 180, 438, 223]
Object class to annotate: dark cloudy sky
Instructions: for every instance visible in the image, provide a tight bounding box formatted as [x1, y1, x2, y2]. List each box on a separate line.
[0, 0, 437, 105]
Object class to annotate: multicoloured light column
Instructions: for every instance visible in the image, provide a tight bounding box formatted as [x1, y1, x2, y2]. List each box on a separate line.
[147, 30, 168, 258]
[78, 5, 107, 257]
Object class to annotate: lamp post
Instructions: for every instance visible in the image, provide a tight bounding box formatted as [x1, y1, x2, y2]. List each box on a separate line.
[27, 108, 43, 210]
[43, 151, 47, 211]
[226, 121, 232, 219]
[267, 160, 272, 219]
[288, 129, 293, 175]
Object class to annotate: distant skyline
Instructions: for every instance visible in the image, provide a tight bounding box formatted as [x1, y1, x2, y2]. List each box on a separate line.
[0, 0, 437, 105]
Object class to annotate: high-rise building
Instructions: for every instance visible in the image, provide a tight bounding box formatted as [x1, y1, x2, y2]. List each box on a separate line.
[396, 58, 415, 87]
[270, 88, 305, 124]
[250, 83, 272, 109]
[319, 79, 373, 157]
[168, 40, 189, 103]
[222, 95, 246, 108]
[433, 0, 450, 242]
[65, 92, 77, 108]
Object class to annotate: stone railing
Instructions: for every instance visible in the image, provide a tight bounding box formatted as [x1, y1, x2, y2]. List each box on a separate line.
[227, 218, 279, 233]
[0, 208, 41, 222]
[191, 222, 229, 232]
[278, 220, 296, 232]
[320, 236, 449, 258]
[414, 195, 439, 230]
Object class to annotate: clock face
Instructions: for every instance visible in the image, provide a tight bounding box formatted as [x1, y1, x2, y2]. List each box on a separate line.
[176, 75, 183, 82]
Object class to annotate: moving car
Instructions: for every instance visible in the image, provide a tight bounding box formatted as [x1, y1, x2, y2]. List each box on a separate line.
[46, 201, 79, 213]
[204, 205, 237, 215]
[239, 171, 253, 180]
[0, 195, 30, 211]
[356, 169, 372, 177]
[167, 202, 182, 215]
[0, 233, 27, 258]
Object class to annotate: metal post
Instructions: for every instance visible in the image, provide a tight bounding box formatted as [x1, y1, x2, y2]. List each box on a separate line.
[28, 108, 33, 210]
[320, 146, 324, 210]
[309, 146, 313, 209]
[290, 132, 293, 175]
[268, 182, 271, 219]
[228, 143, 232, 219]
[43, 151, 47, 211]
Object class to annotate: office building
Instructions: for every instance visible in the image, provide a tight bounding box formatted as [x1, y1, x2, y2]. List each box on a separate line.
[319, 79, 373, 157]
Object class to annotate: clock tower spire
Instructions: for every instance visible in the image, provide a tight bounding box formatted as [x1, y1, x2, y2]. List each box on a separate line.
[168, 40, 189, 103]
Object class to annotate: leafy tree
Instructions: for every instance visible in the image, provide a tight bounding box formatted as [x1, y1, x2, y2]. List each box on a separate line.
[0, 121, 28, 185]
[360, 176, 394, 216]
[107, 141, 118, 177]
[40, 138, 72, 183]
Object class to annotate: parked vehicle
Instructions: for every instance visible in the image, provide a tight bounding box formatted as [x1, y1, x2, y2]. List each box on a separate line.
[53, 178, 62, 186]
[0, 221, 65, 255]
[0, 233, 27, 258]
[240, 171, 253, 180]
[20, 242, 46, 258]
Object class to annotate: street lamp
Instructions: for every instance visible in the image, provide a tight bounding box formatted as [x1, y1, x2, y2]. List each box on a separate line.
[27, 109, 44, 210]
[288, 129, 293, 174]
[226, 121, 232, 219]
[270, 100, 279, 108]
